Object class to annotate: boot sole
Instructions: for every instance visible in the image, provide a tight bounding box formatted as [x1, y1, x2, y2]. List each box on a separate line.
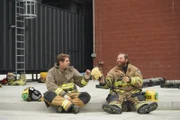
[148, 102, 158, 113]
[138, 104, 150, 114]
[73, 106, 80, 114]
[102, 104, 122, 114]
[56, 106, 63, 113]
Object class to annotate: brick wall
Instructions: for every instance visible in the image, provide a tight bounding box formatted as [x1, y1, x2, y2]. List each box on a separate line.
[94, 0, 180, 79]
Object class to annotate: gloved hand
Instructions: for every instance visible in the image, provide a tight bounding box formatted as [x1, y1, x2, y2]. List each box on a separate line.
[99, 76, 105, 84]
[85, 69, 91, 79]
[64, 94, 72, 101]
[122, 76, 131, 83]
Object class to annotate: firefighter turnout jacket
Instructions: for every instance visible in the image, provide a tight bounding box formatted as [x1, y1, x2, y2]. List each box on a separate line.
[46, 64, 90, 96]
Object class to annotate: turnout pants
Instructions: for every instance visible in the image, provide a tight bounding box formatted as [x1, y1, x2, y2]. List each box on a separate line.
[106, 92, 146, 111]
[44, 91, 91, 111]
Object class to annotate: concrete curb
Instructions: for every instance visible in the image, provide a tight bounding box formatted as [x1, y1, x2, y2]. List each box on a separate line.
[0, 100, 180, 113]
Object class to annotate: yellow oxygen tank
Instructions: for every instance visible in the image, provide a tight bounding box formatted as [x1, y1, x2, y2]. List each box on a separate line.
[145, 90, 158, 102]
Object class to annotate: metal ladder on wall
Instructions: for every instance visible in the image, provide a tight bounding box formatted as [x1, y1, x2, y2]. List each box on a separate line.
[15, 1, 26, 75]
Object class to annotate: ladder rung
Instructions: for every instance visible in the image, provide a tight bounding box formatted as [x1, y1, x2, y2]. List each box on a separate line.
[17, 20, 24, 22]
[16, 13, 24, 16]
[17, 27, 25, 29]
[17, 62, 25, 64]
[17, 20, 24, 23]
[17, 48, 25, 50]
[17, 55, 24, 57]
[17, 34, 24, 36]
[17, 41, 25, 43]
[17, 6, 24, 9]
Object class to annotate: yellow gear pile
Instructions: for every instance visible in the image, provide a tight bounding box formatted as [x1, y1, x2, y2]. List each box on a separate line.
[7, 73, 27, 86]
[38, 72, 47, 83]
[91, 67, 103, 80]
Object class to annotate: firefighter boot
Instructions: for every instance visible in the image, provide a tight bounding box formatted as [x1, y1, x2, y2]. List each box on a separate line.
[146, 102, 158, 113]
[68, 104, 80, 114]
[102, 104, 122, 114]
[136, 101, 158, 114]
[56, 106, 63, 113]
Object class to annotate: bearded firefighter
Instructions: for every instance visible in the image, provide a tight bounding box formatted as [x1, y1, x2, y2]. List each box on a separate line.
[91, 53, 158, 114]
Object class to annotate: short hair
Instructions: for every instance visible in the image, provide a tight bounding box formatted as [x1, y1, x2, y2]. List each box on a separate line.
[56, 53, 69, 65]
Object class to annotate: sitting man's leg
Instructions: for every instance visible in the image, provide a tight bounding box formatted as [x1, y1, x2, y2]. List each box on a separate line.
[69, 92, 91, 107]
[126, 92, 158, 114]
[102, 94, 124, 114]
[43, 91, 80, 114]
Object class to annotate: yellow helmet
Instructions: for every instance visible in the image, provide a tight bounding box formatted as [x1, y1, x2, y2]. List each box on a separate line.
[39, 72, 47, 83]
[91, 67, 103, 80]
[145, 90, 158, 102]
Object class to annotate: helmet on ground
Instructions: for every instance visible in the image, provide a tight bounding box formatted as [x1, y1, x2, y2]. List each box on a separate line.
[91, 67, 103, 80]
[39, 72, 47, 83]
[22, 87, 42, 101]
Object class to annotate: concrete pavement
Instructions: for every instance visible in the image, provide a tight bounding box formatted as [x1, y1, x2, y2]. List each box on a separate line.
[0, 80, 180, 120]
[0, 110, 180, 120]
[0, 80, 180, 112]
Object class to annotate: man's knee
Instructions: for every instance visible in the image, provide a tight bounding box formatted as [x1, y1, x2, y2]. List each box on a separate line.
[44, 91, 57, 103]
[106, 94, 119, 103]
[78, 92, 91, 104]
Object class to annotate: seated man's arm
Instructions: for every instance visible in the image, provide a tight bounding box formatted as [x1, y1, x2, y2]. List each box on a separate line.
[129, 69, 143, 88]
[73, 69, 90, 88]
[46, 70, 66, 96]
[99, 72, 114, 89]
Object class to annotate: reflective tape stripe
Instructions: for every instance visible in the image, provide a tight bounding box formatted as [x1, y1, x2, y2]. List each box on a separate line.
[114, 81, 127, 87]
[131, 78, 136, 85]
[61, 83, 74, 90]
[81, 79, 88, 85]
[62, 100, 70, 109]
[55, 88, 63, 95]
[131, 90, 141, 94]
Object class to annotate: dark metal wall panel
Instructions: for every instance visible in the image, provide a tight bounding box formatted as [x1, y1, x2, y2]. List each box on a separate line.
[25, 4, 86, 72]
[0, 0, 16, 73]
[0, 0, 92, 73]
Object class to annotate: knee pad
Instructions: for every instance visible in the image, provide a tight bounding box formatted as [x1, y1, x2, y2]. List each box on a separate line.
[78, 92, 91, 104]
[43, 91, 57, 103]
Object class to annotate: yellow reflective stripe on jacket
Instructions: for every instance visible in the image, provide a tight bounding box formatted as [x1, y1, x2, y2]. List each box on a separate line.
[131, 77, 143, 85]
[110, 89, 140, 94]
[110, 89, 125, 93]
[114, 81, 127, 87]
[81, 79, 88, 85]
[131, 90, 141, 94]
[55, 87, 63, 95]
[60, 83, 74, 90]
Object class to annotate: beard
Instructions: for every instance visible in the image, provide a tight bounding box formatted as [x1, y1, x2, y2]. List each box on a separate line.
[117, 62, 126, 68]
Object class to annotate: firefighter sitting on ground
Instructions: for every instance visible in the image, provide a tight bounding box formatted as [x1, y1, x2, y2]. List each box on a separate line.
[44, 53, 91, 114]
[91, 53, 158, 114]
